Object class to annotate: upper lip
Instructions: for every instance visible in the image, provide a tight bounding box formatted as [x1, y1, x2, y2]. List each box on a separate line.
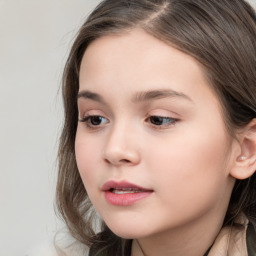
[101, 180, 153, 192]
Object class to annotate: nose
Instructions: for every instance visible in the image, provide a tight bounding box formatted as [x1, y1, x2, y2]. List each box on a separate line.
[103, 124, 141, 166]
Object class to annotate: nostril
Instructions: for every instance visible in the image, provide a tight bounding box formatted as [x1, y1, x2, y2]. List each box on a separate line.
[120, 159, 131, 163]
[103, 146, 140, 166]
[104, 158, 131, 165]
[104, 158, 112, 164]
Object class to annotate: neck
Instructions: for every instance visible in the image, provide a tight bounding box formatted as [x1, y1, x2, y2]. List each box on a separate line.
[131, 210, 225, 256]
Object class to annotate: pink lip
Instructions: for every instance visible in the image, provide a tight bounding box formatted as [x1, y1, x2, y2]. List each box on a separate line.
[102, 180, 153, 206]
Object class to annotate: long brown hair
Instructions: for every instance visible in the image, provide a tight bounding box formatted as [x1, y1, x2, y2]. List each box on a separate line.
[56, 0, 256, 255]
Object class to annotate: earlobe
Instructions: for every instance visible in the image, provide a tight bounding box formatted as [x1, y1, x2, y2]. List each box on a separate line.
[230, 119, 256, 180]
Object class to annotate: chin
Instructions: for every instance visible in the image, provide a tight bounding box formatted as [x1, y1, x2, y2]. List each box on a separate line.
[110, 229, 145, 240]
[105, 221, 149, 239]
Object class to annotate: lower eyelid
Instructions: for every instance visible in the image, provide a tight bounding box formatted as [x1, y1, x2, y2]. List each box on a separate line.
[148, 116, 178, 126]
[79, 115, 110, 129]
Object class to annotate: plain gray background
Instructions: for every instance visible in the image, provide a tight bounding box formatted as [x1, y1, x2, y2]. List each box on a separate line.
[0, 1, 102, 255]
[0, 0, 255, 255]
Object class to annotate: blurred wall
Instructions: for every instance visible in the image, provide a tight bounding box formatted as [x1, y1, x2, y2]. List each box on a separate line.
[0, 1, 101, 256]
[250, 0, 256, 8]
[0, 0, 255, 255]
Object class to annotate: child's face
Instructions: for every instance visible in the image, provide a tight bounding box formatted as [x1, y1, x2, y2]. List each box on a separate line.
[75, 29, 238, 239]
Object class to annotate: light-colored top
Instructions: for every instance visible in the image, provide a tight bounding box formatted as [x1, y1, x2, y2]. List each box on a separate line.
[131, 216, 249, 256]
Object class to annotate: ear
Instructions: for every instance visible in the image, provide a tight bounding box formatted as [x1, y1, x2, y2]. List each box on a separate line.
[230, 118, 256, 180]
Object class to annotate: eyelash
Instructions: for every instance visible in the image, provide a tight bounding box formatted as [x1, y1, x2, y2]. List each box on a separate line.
[146, 116, 178, 128]
[79, 115, 109, 129]
[79, 115, 178, 129]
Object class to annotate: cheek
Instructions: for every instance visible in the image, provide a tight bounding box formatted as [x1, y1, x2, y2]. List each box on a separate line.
[75, 129, 102, 188]
[146, 121, 231, 205]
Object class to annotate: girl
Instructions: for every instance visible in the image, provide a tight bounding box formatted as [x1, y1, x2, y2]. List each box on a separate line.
[56, 0, 256, 255]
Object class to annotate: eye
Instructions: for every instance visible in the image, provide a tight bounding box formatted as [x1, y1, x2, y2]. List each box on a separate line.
[79, 115, 109, 128]
[147, 116, 178, 127]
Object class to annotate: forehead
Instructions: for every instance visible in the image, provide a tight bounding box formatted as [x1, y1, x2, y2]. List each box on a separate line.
[79, 29, 220, 110]
[81, 29, 201, 73]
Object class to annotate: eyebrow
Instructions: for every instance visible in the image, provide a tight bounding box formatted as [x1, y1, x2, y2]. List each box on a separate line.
[77, 89, 193, 104]
[77, 90, 106, 104]
[132, 89, 193, 103]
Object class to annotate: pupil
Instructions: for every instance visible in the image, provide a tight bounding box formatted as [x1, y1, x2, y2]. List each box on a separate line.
[150, 116, 163, 125]
[91, 116, 102, 125]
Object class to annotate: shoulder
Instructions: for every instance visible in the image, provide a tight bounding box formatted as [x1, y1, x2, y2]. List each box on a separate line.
[208, 216, 256, 256]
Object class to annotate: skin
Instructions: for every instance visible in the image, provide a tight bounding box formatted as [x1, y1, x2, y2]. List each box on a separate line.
[75, 29, 242, 256]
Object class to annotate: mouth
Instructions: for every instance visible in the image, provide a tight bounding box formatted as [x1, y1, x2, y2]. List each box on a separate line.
[102, 180, 153, 193]
[109, 188, 148, 194]
[102, 180, 153, 206]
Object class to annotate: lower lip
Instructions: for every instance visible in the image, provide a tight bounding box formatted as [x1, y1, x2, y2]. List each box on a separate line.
[104, 191, 152, 206]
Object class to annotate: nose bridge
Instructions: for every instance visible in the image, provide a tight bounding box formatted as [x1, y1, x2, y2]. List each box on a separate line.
[103, 119, 140, 165]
